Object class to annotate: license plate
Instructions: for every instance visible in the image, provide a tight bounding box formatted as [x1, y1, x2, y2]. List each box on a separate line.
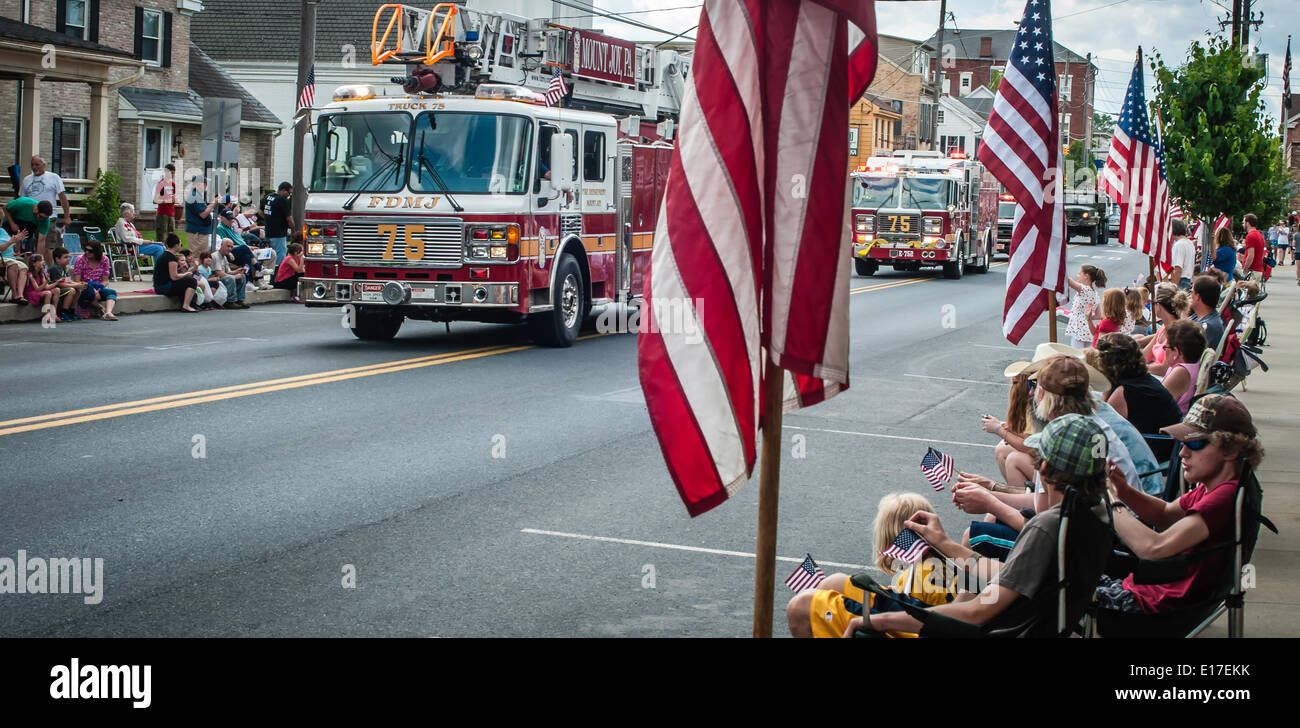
[889, 248, 916, 259]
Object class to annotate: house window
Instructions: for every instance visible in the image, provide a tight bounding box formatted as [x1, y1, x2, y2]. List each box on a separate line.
[52, 118, 87, 179]
[141, 9, 164, 65]
[942, 136, 966, 155]
[960, 72, 972, 96]
[937, 109, 945, 125]
[144, 127, 164, 169]
[1058, 74, 1073, 102]
[63, 0, 89, 40]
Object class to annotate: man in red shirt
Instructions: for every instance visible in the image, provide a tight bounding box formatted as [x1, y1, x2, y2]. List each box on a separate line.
[1241, 213, 1267, 285]
[1095, 395, 1262, 614]
[152, 163, 177, 242]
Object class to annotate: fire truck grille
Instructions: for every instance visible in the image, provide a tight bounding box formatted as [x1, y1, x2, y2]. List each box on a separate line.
[998, 222, 1013, 238]
[340, 218, 466, 267]
[876, 213, 921, 239]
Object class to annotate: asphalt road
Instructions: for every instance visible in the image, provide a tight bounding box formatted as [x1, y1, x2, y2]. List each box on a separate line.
[0, 239, 1152, 637]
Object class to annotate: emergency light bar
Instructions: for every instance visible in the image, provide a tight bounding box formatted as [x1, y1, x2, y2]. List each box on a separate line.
[333, 84, 377, 102]
[475, 84, 546, 105]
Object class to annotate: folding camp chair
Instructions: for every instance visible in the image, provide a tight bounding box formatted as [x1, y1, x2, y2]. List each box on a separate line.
[1087, 469, 1276, 638]
[104, 229, 140, 282]
[851, 488, 1113, 638]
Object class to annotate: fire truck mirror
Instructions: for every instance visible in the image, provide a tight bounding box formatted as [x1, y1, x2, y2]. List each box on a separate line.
[550, 134, 575, 193]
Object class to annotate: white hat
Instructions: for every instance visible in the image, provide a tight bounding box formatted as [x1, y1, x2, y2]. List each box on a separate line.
[1003, 342, 1110, 392]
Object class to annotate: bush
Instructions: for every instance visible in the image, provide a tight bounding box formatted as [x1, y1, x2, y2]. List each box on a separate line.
[85, 168, 123, 232]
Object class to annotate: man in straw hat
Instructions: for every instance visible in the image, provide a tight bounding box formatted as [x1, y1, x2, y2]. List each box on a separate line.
[1096, 394, 1264, 613]
[845, 414, 1114, 637]
[952, 356, 1149, 559]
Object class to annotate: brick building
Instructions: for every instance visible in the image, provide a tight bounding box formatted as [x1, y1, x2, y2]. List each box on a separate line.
[867, 35, 938, 150]
[923, 29, 1096, 148]
[0, 0, 279, 224]
[1285, 110, 1300, 214]
[848, 93, 903, 170]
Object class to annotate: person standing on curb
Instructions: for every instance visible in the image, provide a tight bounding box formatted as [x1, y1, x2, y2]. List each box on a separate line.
[1167, 218, 1196, 290]
[153, 164, 178, 242]
[184, 176, 217, 257]
[19, 156, 71, 256]
[1242, 214, 1267, 290]
[261, 182, 294, 266]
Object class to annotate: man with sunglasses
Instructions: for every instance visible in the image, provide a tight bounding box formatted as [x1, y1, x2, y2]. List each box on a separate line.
[1096, 394, 1263, 613]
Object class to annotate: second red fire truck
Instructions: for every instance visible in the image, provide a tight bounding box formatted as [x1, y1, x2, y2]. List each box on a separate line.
[849, 150, 1000, 279]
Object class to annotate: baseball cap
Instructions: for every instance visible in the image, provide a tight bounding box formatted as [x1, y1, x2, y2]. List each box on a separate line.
[1024, 413, 1107, 477]
[220, 208, 236, 219]
[278, 181, 293, 191]
[1161, 394, 1256, 442]
[1035, 355, 1091, 397]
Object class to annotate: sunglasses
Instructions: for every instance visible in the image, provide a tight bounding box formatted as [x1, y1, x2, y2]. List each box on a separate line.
[1026, 379, 1037, 392]
[1183, 439, 1210, 451]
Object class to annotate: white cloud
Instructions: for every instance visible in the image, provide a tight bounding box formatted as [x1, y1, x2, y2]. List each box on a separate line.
[591, 0, 1292, 126]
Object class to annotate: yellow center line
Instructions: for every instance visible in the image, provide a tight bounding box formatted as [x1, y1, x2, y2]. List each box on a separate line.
[0, 344, 515, 429]
[0, 344, 535, 438]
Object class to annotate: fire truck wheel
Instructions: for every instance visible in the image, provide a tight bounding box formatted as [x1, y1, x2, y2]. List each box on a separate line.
[854, 259, 877, 276]
[970, 235, 991, 274]
[943, 245, 965, 279]
[531, 255, 583, 347]
[350, 309, 404, 341]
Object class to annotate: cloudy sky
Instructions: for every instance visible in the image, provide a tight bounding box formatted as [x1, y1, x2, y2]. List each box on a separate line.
[582, 0, 1292, 127]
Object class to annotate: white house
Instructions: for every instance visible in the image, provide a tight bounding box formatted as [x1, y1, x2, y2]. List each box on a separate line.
[936, 93, 987, 157]
[191, 0, 595, 186]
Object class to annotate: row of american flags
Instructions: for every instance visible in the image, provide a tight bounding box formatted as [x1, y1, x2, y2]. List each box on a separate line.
[785, 528, 933, 592]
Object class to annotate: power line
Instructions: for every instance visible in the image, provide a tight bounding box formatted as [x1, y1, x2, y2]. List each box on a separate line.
[551, 0, 695, 40]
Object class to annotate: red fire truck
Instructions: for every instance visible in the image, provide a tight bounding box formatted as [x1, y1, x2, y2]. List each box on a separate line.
[849, 150, 1000, 279]
[297, 3, 687, 346]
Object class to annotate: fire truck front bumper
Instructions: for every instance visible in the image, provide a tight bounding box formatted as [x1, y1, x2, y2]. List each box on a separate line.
[854, 240, 951, 262]
[299, 278, 521, 308]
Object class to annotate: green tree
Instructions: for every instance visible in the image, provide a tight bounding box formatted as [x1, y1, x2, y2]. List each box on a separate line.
[85, 168, 123, 233]
[1093, 112, 1115, 138]
[1153, 37, 1297, 226]
[987, 68, 1004, 92]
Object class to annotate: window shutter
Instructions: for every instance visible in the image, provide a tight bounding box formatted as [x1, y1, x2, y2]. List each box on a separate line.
[134, 7, 144, 60]
[162, 13, 173, 67]
[51, 119, 64, 176]
[89, 0, 100, 43]
[56, 1, 66, 35]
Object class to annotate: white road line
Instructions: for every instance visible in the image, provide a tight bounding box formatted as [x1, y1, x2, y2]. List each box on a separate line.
[145, 337, 269, 350]
[783, 425, 996, 449]
[903, 373, 1009, 386]
[970, 343, 1026, 351]
[520, 528, 873, 571]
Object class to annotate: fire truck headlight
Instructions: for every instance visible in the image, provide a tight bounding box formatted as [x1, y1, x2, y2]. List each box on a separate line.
[856, 214, 874, 233]
[930, 236, 948, 248]
[924, 217, 943, 234]
[490, 245, 508, 259]
[307, 241, 324, 256]
[472, 245, 490, 258]
[463, 43, 484, 61]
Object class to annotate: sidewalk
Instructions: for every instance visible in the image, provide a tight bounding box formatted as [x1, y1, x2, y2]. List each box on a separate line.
[0, 277, 291, 324]
[1201, 265, 1300, 637]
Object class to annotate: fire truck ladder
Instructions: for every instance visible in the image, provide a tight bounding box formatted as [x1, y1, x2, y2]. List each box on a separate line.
[371, 3, 458, 66]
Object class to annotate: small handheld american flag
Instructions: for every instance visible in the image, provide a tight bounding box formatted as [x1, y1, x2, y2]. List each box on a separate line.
[784, 554, 826, 592]
[883, 528, 930, 565]
[920, 447, 954, 491]
[545, 67, 567, 107]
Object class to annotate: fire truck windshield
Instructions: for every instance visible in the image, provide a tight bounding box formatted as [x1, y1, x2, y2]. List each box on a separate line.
[998, 202, 1016, 218]
[312, 112, 409, 193]
[853, 176, 898, 209]
[900, 177, 950, 209]
[409, 112, 533, 195]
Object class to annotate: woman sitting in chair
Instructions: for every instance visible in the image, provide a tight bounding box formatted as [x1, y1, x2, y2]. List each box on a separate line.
[114, 203, 166, 259]
[1098, 395, 1263, 614]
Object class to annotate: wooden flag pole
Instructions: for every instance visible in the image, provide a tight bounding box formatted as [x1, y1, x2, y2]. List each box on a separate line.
[1047, 290, 1058, 343]
[752, 357, 785, 638]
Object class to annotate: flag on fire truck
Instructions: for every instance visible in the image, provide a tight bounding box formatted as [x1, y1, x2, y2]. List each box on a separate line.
[637, 0, 878, 517]
[976, 0, 1066, 345]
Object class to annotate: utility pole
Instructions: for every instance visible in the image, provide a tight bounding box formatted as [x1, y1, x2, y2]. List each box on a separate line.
[1231, 0, 1241, 46]
[933, 0, 947, 151]
[291, 0, 319, 235]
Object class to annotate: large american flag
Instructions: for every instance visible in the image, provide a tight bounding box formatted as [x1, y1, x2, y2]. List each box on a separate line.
[545, 67, 568, 107]
[784, 554, 827, 592]
[298, 65, 315, 109]
[976, 0, 1066, 345]
[637, 0, 877, 517]
[920, 446, 954, 491]
[1285, 36, 1292, 119]
[1099, 51, 1172, 267]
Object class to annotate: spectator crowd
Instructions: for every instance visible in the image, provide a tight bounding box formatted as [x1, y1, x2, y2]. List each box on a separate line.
[1, 156, 306, 319]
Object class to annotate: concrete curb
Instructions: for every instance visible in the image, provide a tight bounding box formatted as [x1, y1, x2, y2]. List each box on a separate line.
[0, 287, 292, 324]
